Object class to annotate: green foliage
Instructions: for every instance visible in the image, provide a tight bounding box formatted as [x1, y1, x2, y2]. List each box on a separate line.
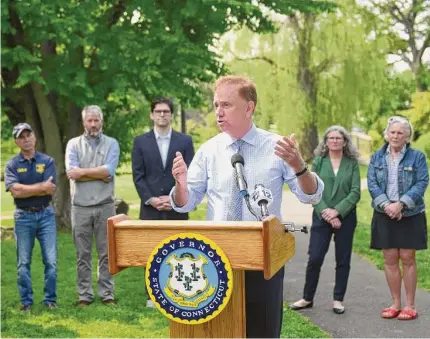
[186, 113, 220, 150]
[402, 91, 430, 139]
[367, 90, 430, 152]
[1, 114, 14, 140]
[414, 133, 430, 165]
[1, 138, 19, 178]
[2, 0, 335, 167]
[223, 0, 390, 145]
[359, 71, 416, 130]
[417, 66, 430, 91]
[367, 129, 384, 152]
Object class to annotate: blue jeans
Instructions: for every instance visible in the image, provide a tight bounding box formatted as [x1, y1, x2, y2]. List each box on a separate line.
[14, 206, 57, 306]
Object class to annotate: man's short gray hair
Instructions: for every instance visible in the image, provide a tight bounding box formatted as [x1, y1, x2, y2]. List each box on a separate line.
[383, 116, 413, 142]
[82, 105, 104, 121]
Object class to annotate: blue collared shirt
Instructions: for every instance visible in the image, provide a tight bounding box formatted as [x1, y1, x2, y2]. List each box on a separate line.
[170, 124, 324, 221]
[65, 133, 119, 177]
[4, 151, 56, 208]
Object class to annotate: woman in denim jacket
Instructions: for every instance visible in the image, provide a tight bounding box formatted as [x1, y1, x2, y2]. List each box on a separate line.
[368, 116, 428, 321]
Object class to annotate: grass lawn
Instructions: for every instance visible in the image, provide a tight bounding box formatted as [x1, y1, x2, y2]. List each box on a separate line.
[1, 174, 329, 338]
[354, 186, 430, 290]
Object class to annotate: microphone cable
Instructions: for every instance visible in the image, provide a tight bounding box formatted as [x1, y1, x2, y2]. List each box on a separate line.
[244, 194, 261, 221]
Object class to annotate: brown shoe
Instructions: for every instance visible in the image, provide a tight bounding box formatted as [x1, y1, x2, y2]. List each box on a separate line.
[103, 299, 116, 305]
[77, 300, 92, 307]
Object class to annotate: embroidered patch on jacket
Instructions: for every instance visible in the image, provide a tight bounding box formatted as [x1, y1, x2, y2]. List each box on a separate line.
[17, 168, 27, 173]
[36, 163, 46, 174]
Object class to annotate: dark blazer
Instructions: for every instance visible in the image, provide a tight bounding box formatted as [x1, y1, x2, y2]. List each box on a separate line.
[132, 129, 194, 220]
[311, 155, 361, 219]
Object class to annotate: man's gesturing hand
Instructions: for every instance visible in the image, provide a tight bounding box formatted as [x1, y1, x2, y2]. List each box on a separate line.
[172, 152, 187, 186]
[274, 133, 305, 173]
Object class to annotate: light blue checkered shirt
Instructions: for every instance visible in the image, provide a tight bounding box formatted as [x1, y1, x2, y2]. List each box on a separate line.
[170, 124, 324, 221]
[385, 145, 406, 201]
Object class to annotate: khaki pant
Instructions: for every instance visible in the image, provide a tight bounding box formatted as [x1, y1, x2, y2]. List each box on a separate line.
[71, 203, 115, 302]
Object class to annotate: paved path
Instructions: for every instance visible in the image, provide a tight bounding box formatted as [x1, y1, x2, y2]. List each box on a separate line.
[280, 190, 430, 338]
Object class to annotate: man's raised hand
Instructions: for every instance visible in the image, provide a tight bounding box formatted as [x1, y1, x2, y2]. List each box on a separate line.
[172, 152, 187, 186]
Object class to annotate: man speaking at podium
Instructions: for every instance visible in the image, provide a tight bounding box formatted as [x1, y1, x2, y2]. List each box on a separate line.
[170, 75, 324, 338]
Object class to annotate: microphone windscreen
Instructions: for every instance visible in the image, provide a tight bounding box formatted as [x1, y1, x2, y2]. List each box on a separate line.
[231, 153, 245, 167]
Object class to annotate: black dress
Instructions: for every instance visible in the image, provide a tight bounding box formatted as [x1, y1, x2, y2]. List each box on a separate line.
[370, 211, 428, 250]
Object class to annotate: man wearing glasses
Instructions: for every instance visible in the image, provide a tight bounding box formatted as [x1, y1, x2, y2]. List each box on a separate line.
[131, 97, 195, 221]
[132, 98, 195, 308]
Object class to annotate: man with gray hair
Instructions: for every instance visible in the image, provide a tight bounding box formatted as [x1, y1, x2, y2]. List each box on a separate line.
[65, 105, 120, 307]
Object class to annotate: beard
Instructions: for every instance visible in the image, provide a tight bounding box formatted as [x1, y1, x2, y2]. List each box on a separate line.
[85, 127, 102, 137]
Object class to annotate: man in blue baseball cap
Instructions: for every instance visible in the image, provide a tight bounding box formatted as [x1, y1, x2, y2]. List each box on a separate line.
[4, 123, 58, 311]
[12, 122, 33, 139]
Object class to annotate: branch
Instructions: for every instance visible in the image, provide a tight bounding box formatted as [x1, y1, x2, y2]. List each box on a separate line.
[288, 13, 301, 39]
[417, 30, 430, 61]
[230, 52, 290, 73]
[232, 53, 276, 67]
[107, 0, 127, 29]
[312, 58, 336, 74]
[398, 52, 413, 68]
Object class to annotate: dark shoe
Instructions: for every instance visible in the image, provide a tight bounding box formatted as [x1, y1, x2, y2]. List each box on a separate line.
[289, 300, 313, 310]
[77, 300, 93, 307]
[20, 304, 31, 312]
[45, 302, 58, 309]
[103, 299, 116, 305]
[333, 301, 345, 314]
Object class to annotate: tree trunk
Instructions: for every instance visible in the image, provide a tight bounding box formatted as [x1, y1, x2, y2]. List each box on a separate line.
[30, 82, 70, 227]
[300, 121, 319, 162]
[293, 13, 319, 160]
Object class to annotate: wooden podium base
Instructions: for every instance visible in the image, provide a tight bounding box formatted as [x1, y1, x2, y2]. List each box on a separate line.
[170, 270, 246, 338]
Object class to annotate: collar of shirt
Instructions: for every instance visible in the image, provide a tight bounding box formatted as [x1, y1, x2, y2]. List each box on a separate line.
[223, 123, 258, 149]
[18, 151, 39, 163]
[154, 128, 172, 140]
[385, 144, 406, 155]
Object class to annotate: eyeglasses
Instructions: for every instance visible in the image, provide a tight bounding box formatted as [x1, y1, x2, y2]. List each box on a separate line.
[388, 116, 409, 123]
[153, 110, 172, 115]
[327, 137, 343, 141]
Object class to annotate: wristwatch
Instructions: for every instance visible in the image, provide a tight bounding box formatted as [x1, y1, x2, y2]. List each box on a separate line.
[400, 201, 407, 210]
[295, 164, 308, 178]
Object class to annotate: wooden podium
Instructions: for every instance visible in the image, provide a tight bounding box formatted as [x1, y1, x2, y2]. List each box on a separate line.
[107, 214, 295, 338]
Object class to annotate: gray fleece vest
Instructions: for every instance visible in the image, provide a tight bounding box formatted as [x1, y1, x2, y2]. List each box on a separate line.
[70, 134, 116, 207]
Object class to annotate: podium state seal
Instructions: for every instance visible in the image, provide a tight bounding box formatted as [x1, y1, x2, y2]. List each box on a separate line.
[146, 233, 233, 324]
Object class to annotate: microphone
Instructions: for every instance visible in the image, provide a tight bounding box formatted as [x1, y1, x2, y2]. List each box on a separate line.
[231, 153, 248, 197]
[251, 184, 273, 219]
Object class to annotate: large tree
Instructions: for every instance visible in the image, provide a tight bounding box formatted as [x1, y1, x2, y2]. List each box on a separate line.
[1, 0, 332, 226]
[361, 0, 430, 91]
[224, 0, 389, 159]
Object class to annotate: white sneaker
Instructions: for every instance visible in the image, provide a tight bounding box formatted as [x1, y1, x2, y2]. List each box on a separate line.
[146, 299, 155, 308]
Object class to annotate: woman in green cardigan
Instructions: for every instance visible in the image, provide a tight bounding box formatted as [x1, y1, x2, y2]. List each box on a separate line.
[290, 126, 361, 314]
